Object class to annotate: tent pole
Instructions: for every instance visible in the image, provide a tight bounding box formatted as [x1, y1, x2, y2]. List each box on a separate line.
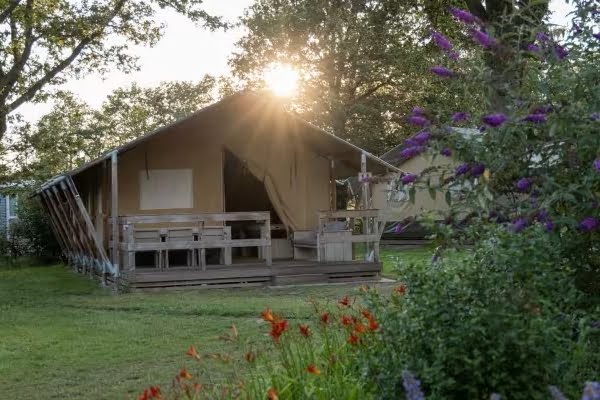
[111, 151, 120, 286]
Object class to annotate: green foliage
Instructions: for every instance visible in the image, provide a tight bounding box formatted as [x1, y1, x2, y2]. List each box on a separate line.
[4, 193, 60, 260]
[362, 225, 596, 399]
[0, 0, 224, 137]
[231, 0, 483, 154]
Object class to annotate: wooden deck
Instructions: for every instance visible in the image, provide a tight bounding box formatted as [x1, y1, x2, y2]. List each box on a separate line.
[123, 260, 382, 290]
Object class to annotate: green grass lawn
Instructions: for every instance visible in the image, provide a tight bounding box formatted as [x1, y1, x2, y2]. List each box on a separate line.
[0, 248, 431, 399]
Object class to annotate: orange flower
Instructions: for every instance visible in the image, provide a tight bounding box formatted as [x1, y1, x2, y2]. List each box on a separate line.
[179, 368, 192, 380]
[341, 314, 355, 326]
[193, 383, 202, 393]
[138, 385, 161, 400]
[320, 312, 330, 324]
[244, 351, 256, 363]
[368, 318, 379, 331]
[270, 319, 289, 342]
[261, 309, 276, 322]
[299, 324, 311, 337]
[306, 363, 321, 375]
[361, 309, 374, 320]
[353, 322, 367, 334]
[394, 284, 407, 295]
[186, 345, 200, 360]
[338, 295, 350, 307]
[347, 332, 359, 345]
[267, 387, 279, 400]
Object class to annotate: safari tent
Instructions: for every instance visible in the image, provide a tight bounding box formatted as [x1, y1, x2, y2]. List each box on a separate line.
[36, 91, 398, 289]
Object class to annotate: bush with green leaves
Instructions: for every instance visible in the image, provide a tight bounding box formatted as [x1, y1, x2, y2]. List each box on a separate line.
[361, 224, 596, 400]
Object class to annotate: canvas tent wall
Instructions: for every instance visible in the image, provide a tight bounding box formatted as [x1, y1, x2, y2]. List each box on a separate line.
[59, 92, 395, 237]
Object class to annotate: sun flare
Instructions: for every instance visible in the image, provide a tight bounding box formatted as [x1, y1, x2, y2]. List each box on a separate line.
[263, 63, 299, 97]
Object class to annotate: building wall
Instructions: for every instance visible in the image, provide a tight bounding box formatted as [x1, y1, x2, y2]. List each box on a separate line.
[372, 154, 458, 220]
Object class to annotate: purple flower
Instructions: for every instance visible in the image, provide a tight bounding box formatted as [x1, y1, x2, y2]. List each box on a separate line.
[593, 158, 600, 172]
[579, 217, 599, 232]
[412, 107, 425, 115]
[526, 43, 541, 52]
[401, 173, 418, 184]
[470, 29, 497, 49]
[399, 146, 425, 159]
[548, 386, 567, 400]
[470, 163, 485, 177]
[402, 370, 425, 400]
[448, 51, 460, 60]
[413, 131, 431, 145]
[449, 7, 481, 25]
[535, 209, 549, 222]
[590, 112, 600, 121]
[440, 148, 452, 157]
[452, 112, 470, 123]
[512, 218, 528, 233]
[582, 381, 600, 400]
[544, 220, 555, 232]
[430, 66, 454, 78]
[593, 32, 600, 42]
[394, 223, 404, 234]
[532, 104, 553, 114]
[408, 115, 430, 126]
[554, 44, 569, 60]
[455, 163, 470, 176]
[432, 31, 453, 52]
[516, 177, 532, 192]
[482, 113, 508, 127]
[536, 32, 551, 42]
[523, 113, 547, 123]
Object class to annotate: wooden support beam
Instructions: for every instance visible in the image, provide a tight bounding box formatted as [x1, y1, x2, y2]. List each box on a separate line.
[42, 189, 76, 264]
[329, 159, 336, 210]
[64, 178, 112, 279]
[38, 192, 70, 261]
[111, 151, 119, 280]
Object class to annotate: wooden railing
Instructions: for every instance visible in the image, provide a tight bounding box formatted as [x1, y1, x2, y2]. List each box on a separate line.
[110, 212, 272, 271]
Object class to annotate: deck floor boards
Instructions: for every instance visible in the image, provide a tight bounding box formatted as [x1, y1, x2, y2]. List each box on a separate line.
[125, 260, 382, 289]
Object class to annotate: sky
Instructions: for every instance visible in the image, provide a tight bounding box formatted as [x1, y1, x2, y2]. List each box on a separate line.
[18, 0, 573, 122]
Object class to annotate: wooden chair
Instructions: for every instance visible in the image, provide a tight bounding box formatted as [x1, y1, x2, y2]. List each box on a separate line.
[164, 227, 197, 269]
[197, 226, 232, 270]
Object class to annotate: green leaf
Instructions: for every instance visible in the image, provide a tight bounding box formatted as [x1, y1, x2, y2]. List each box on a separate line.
[428, 187, 437, 200]
[409, 187, 416, 204]
[445, 191, 452, 206]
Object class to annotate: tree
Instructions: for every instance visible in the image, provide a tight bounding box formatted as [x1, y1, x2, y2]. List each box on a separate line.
[0, 0, 224, 139]
[94, 76, 217, 144]
[230, 0, 481, 155]
[8, 77, 218, 182]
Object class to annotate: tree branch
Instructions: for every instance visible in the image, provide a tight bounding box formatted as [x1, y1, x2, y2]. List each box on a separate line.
[354, 79, 391, 103]
[466, 0, 489, 22]
[6, 0, 127, 113]
[0, 0, 35, 94]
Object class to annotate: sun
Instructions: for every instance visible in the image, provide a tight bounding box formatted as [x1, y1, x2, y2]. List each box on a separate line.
[263, 62, 299, 97]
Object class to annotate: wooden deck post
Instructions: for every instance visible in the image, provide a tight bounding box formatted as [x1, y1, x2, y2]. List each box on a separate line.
[360, 152, 372, 259]
[329, 159, 336, 210]
[111, 151, 120, 283]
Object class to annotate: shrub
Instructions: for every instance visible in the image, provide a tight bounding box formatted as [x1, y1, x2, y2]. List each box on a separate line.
[361, 225, 597, 400]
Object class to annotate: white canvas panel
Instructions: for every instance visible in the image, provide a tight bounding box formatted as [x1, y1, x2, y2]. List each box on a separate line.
[139, 169, 193, 210]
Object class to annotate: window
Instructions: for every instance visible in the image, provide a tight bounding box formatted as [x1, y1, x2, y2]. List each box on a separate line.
[8, 196, 17, 218]
[139, 169, 193, 210]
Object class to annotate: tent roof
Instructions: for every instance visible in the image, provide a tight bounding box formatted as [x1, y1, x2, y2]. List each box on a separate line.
[41, 91, 398, 189]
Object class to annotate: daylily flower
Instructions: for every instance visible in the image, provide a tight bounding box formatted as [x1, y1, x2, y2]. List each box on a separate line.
[267, 388, 279, 400]
[367, 318, 379, 331]
[320, 312, 330, 324]
[269, 319, 289, 342]
[394, 284, 407, 295]
[261, 309, 276, 322]
[341, 314, 355, 326]
[138, 386, 161, 400]
[299, 324, 311, 337]
[179, 369, 192, 380]
[306, 363, 321, 375]
[186, 345, 200, 360]
[338, 295, 350, 307]
[361, 309, 374, 320]
[347, 332, 359, 345]
[354, 322, 367, 334]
